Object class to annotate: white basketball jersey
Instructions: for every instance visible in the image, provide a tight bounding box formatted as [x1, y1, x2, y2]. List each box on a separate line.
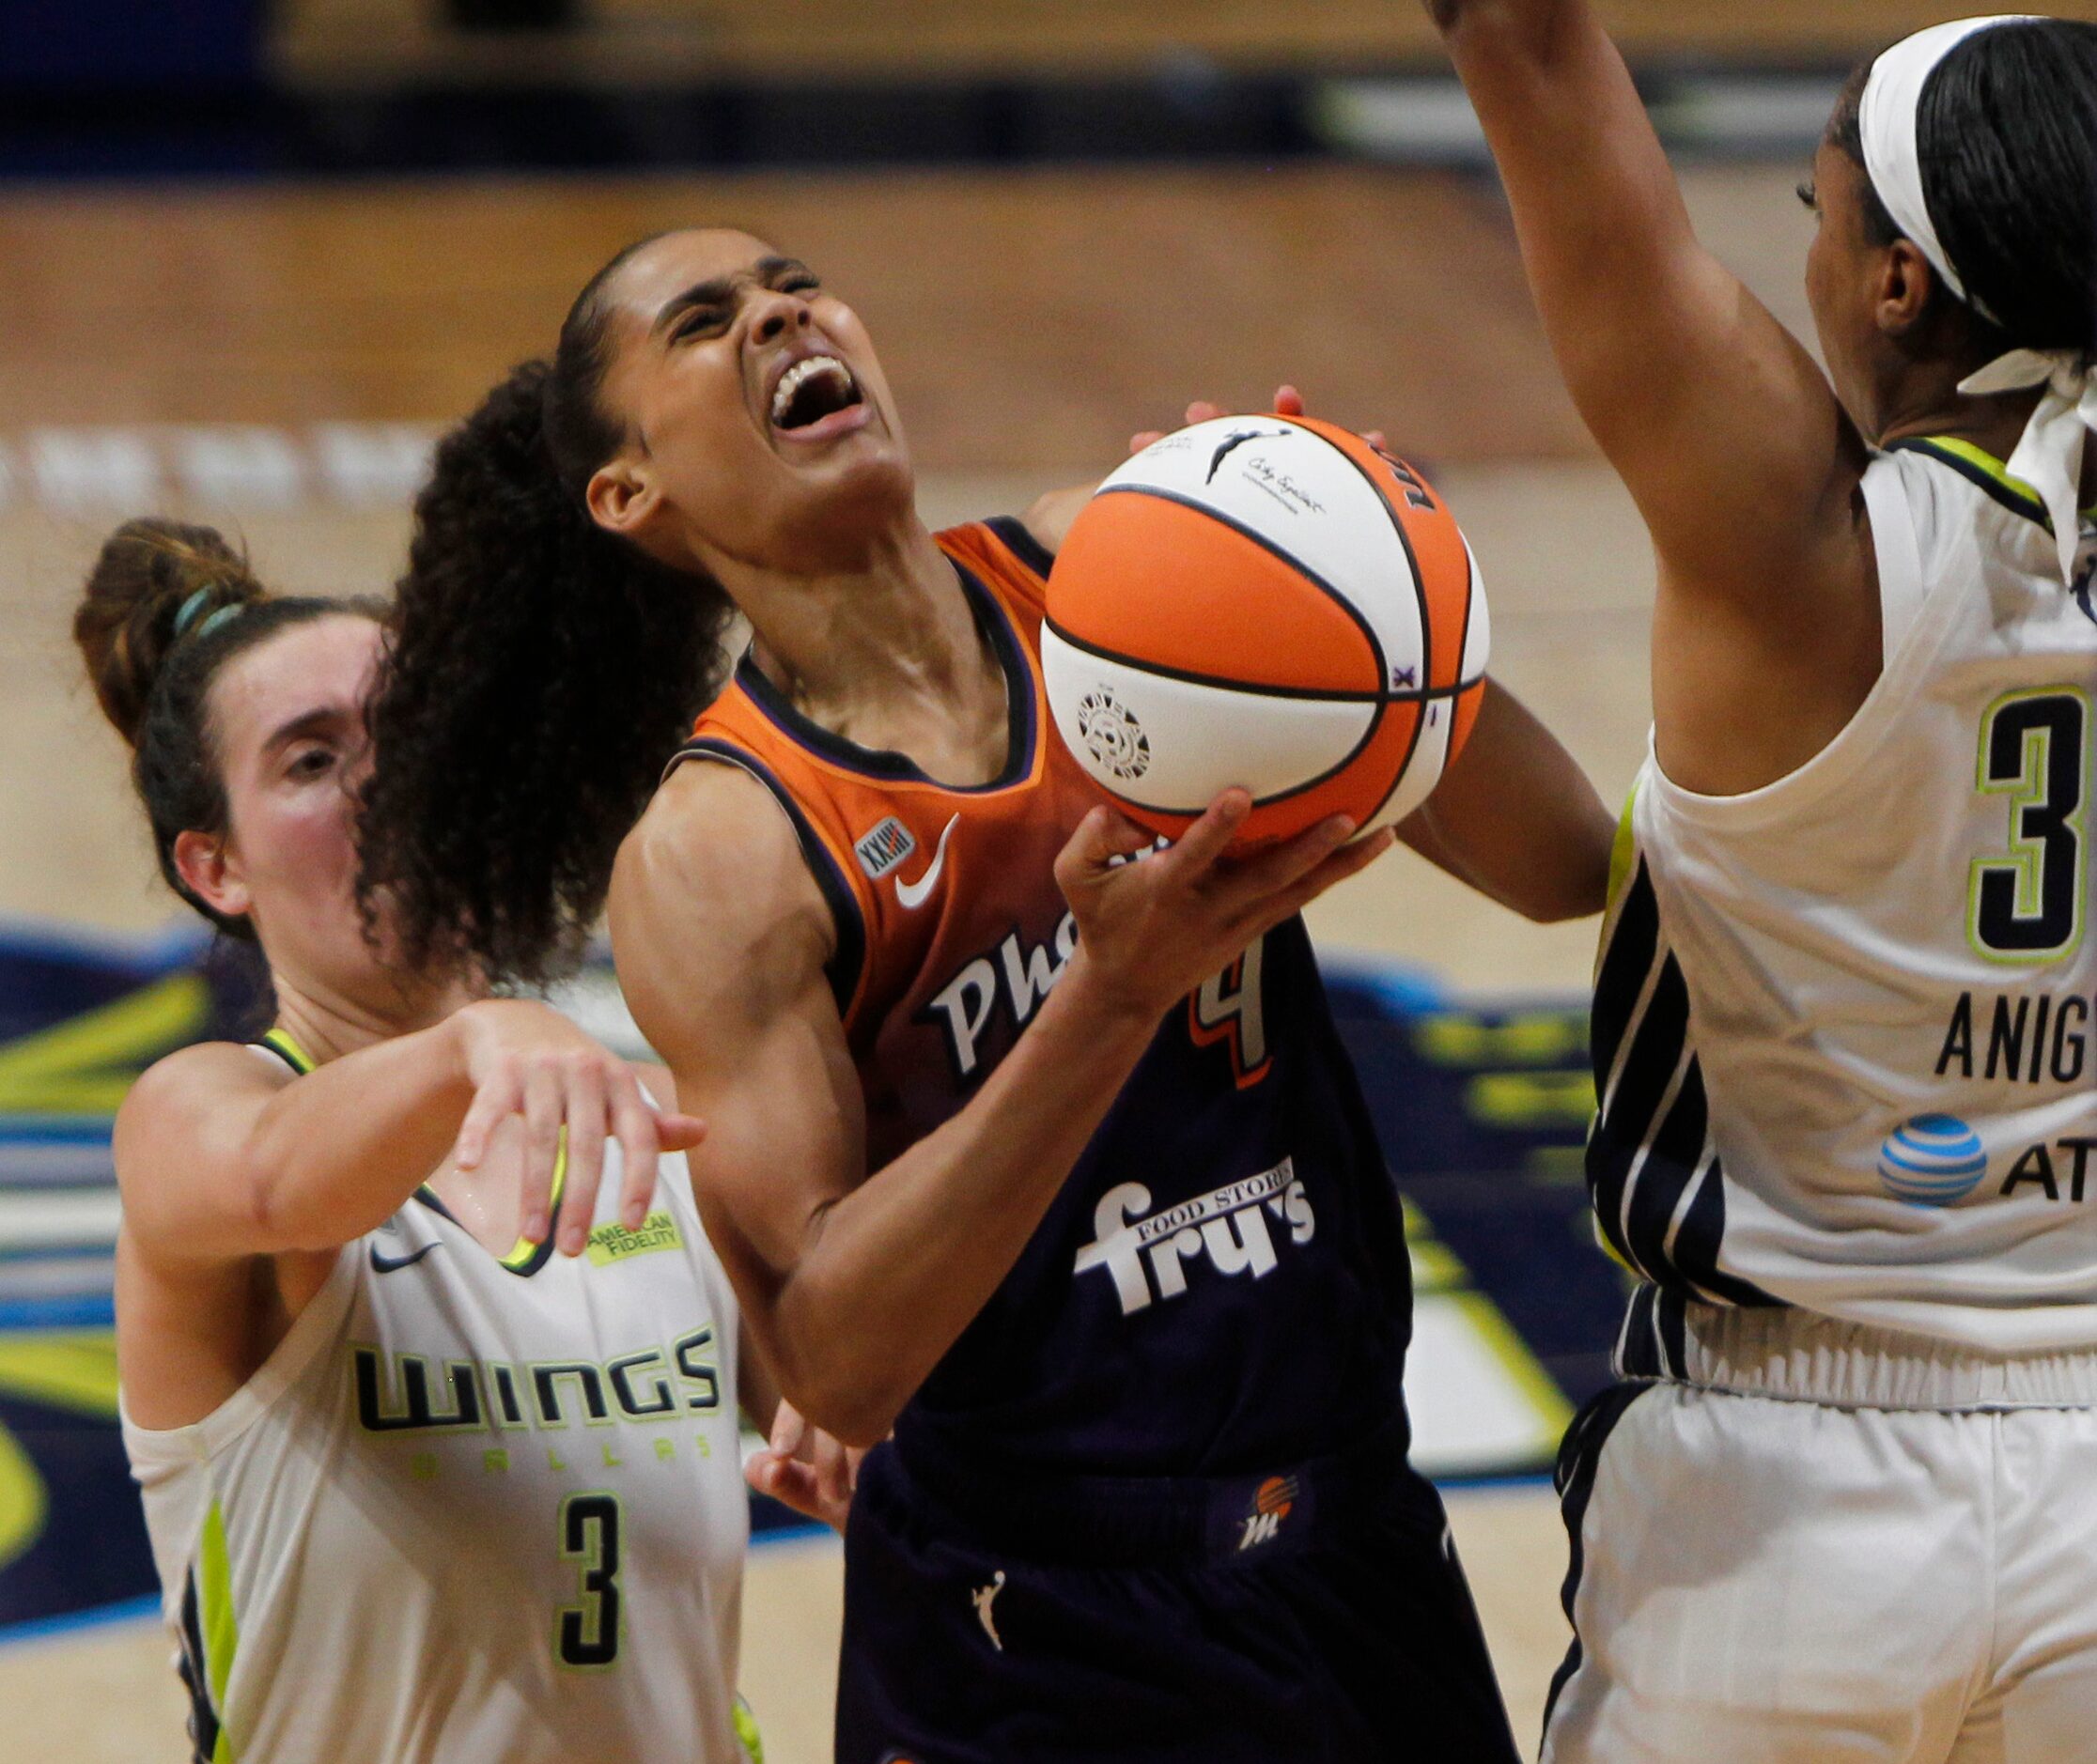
[121, 1052, 752, 1763]
[1592, 441, 2097, 1354]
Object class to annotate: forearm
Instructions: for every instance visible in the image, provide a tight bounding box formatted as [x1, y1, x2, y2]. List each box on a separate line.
[764, 957, 1158, 1445]
[1402, 681, 1612, 921]
[240, 1016, 474, 1249]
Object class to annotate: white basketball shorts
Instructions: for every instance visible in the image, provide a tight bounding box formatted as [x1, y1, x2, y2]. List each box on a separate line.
[1541, 1305, 2097, 1763]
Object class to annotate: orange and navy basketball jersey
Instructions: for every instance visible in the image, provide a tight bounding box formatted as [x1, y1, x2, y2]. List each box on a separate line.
[672, 518, 1414, 1478]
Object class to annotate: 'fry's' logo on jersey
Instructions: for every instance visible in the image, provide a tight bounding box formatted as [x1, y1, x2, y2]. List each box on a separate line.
[1075, 1159, 1314, 1316]
[854, 816, 917, 882]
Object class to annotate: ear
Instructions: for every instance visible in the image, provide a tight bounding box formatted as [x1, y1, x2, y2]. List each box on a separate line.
[1874, 239, 1937, 338]
[172, 828, 250, 926]
[585, 457, 662, 544]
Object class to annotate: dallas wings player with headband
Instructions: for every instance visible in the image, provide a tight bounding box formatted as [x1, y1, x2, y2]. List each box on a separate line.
[354, 231, 1618, 1758]
[1422, 3, 2097, 1755]
[84, 519, 848, 1762]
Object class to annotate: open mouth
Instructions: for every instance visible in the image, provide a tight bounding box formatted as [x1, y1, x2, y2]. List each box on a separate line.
[769, 354, 864, 432]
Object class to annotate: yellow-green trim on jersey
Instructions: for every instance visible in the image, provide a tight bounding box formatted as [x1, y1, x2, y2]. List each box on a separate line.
[734, 1694, 767, 1763]
[256, 1029, 317, 1076]
[200, 1497, 240, 1761]
[1903, 437, 2097, 532]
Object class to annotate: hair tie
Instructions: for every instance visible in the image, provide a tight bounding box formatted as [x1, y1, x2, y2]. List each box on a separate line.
[1958, 348, 2097, 588]
[172, 586, 219, 635]
[1858, 16, 2036, 325]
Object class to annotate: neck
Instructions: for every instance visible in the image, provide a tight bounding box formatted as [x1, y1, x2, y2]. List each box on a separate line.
[724, 516, 988, 730]
[269, 967, 483, 1066]
[1877, 357, 2097, 503]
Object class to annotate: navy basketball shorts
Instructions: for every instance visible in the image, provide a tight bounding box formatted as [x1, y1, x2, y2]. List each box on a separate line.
[835, 1429, 1520, 1763]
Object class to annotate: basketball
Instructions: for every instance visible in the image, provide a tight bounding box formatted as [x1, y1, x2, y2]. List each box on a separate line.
[1041, 414, 1489, 845]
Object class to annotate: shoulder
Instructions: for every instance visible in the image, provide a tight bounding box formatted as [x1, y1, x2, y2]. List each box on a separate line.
[115, 1040, 286, 1164]
[609, 762, 835, 1032]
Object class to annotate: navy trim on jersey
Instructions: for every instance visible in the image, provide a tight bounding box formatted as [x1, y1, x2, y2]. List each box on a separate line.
[666, 736, 869, 1017]
[1614, 1283, 1691, 1381]
[177, 1567, 220, 1763]
[729, 561, 1038, 794]
[1890, 438, 2053, 532]
[985, 512, 1058, 582]
[1588, 862, 1779, 1309]
[407, 1186, 561, 1277]
[1542, 1383, 1652, 1744]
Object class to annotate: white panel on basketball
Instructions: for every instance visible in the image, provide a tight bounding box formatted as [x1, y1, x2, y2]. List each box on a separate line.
[1041, 626, 1375, 812]
[1460, 538, 1491, 683]
[1364, 703, 1450, 833]
[1100, 417, 1427, 688]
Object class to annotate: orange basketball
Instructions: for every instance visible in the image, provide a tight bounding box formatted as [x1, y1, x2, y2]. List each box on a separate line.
[1042, 415, 1488, 844]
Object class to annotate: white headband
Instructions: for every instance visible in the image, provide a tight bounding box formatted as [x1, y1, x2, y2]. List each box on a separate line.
[1858, 15, 2033, 320]
[1862, 14, 2094, 587]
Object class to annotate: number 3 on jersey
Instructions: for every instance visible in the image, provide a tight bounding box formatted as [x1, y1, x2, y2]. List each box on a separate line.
[1970, 688, 2089, 964]
[555, 1493, 623, 1669]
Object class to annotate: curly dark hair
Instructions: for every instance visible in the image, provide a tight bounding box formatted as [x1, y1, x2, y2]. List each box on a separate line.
[357, 237, 737, 988]
[73, 517, 375, 938]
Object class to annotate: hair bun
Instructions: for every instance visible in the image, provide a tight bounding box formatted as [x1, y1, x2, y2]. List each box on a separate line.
[72, 518, 267, 746]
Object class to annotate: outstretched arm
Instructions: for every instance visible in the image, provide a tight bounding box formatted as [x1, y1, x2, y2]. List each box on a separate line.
[1425, 0, 1881, 792]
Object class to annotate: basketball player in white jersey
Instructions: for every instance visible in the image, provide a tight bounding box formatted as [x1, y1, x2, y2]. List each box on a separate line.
[1422, 4, 2097, 1756]
[80, 518, 846, 1762]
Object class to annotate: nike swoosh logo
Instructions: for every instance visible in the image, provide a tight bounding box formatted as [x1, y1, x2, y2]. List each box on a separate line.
[369, 1242, 441, 1275]
[895, 814, 961, 910]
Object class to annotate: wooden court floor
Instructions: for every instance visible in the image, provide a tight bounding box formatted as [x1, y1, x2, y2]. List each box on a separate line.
[0, 161, 1828, 1757]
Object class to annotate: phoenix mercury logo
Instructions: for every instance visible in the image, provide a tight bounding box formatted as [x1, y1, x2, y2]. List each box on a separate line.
[1074, 689, 1151, 781]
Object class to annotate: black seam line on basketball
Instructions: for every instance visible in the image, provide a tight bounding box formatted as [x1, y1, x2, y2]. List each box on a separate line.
[1324, 442, 1434, 827]
[1091, 481, 1390, 690]
[669, 737, 869, 1020]
[1042, 617, 1481, 704]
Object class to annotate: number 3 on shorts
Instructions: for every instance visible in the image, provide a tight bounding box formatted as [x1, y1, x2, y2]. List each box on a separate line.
[555, 1492, 624, 1669]
[1969, 687, 2089, 964]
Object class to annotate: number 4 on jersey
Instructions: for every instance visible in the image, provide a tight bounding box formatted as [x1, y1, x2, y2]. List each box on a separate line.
[1970, 688, 2089, 964]
[1190, 936, 1272, 1087]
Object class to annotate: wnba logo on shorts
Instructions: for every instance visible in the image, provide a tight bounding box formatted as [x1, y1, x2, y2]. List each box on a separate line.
[1238, 1475, 1298, 1551]
[1877, 1114, 1989, 1206]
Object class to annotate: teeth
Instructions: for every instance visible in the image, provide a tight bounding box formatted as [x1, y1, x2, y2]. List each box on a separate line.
[770, 354, 852, 426]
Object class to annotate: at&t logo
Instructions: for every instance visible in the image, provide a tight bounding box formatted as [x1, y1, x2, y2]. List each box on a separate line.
[1877, 1115, 1988, 1206]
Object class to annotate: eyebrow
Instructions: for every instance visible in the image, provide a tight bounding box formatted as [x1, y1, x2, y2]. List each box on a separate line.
[651, 256, 812, 336]
[261, 706, 345, 756]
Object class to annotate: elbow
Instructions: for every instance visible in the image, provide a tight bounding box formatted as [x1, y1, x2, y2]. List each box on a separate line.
[774, 1365, 900, 1452]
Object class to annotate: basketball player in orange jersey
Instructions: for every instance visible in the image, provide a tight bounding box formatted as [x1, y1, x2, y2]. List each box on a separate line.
[1424, 4, 2097, 1756]
[87, 518, 849, 1761]
[356, 227, 1617, 1759]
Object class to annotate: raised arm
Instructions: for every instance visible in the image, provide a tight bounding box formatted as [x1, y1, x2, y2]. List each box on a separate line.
[1424, 0, 1884, 791]
[611, 764, 1390, 1447]
[1428, 0, 1865, 578]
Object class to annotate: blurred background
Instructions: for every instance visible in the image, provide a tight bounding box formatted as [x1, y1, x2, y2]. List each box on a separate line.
[0, 0, 2081, 1756]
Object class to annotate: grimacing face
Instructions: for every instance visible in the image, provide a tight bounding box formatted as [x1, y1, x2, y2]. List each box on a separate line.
[587, 228, 916, 579]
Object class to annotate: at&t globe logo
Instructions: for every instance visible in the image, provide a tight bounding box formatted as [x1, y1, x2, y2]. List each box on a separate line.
[1877, 1115, 1989, 1206]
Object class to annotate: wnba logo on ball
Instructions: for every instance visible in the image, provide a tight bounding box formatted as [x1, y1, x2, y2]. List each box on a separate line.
[1877, 1114, 1990, 1206]
[1074, 689, 1152, 781]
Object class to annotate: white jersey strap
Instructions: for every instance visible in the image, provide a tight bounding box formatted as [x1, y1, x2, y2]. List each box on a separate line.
[1862, 452, 1929, 668]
